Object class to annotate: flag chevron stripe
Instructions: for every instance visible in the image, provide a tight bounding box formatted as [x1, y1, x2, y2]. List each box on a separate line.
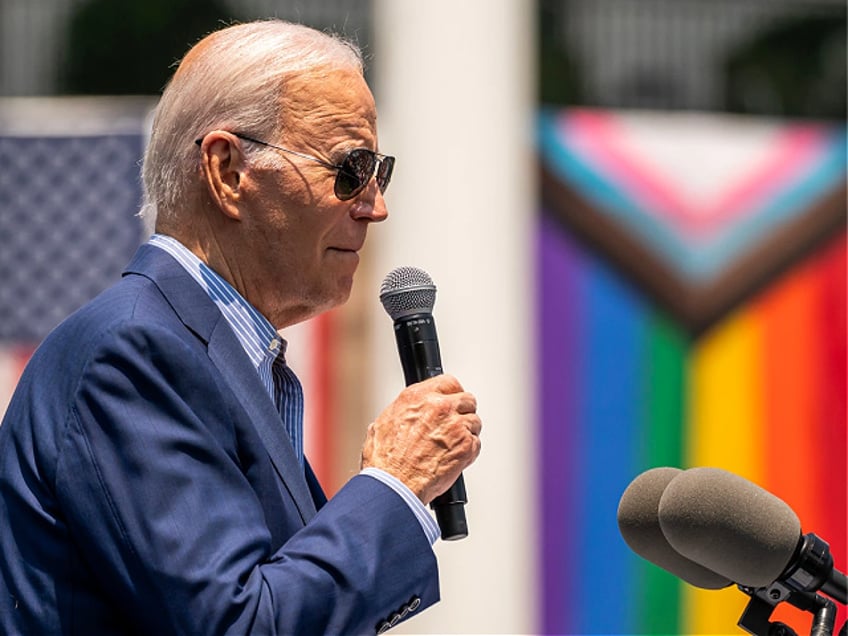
[538, 109, 847, 281]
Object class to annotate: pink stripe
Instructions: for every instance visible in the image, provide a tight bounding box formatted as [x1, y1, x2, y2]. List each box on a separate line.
[703, 125, 826, 229]
[559, 111, 828, 240]
[563, 110, 687, 223]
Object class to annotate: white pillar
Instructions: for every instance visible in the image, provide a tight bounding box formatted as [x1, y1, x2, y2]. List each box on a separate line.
[370, 1, 537, 633]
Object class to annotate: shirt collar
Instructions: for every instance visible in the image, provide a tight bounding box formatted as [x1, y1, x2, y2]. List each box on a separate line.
[147, 233, 284, 369]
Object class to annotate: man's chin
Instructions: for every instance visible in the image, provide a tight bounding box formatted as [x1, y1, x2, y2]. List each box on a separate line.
[312, 280, 354, 316]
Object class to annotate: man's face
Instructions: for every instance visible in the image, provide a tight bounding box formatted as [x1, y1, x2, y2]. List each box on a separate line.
[240, 68, 388, 327]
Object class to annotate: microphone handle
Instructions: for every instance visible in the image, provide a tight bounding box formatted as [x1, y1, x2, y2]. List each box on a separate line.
[394, 313, 469, 541]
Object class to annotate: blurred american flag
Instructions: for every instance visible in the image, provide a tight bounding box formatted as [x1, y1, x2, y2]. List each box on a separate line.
[0, 98, 353, 496]
[0, 97, 153, 418]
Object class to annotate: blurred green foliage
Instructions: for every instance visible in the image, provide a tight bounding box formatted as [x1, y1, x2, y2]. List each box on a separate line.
[62, 0, 237, 95]
[537, 1, 846, 120]
[724, 14, 846, 120]
[538, 1, 584, 107]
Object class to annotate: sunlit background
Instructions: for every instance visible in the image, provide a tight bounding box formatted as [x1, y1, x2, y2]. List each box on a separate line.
[1, 1, 845, 634]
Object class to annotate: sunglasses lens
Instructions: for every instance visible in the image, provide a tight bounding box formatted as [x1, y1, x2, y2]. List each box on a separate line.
[376, 156, 394, 193]
[333, 150, 396, 201]
[335, 150, 375, 200]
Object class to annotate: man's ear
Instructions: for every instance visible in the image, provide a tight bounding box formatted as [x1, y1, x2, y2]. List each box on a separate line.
[199, 132, 246, 220]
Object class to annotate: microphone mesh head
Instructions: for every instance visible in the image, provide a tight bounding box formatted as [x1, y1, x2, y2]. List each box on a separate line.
[379, 266, 436, 320]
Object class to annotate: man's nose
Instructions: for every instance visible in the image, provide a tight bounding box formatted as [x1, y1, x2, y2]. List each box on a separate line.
[350, 178, 389, 223]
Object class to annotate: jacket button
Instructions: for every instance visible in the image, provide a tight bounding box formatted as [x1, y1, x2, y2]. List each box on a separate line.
[376, 620, 391, 634]
[408, 596, 421, 612]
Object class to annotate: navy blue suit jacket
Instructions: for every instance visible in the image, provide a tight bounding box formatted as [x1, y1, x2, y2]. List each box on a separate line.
[0, 244, 438, 635]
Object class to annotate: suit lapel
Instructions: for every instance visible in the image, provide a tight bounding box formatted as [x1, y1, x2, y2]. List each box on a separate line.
[304, 460, 328, 510]
[206, 320, 317, 523]
[124, 244, 318, 524]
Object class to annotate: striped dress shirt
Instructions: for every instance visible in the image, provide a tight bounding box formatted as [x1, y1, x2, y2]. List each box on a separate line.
[149, 234, 303, 465]
[148, 234, 439, 545]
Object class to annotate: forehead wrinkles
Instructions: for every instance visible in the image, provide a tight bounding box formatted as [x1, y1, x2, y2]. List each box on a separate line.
[280, 68, 377, 148]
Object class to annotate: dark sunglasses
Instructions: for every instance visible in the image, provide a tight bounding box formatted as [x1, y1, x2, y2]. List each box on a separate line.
[195, 132, 395, 201]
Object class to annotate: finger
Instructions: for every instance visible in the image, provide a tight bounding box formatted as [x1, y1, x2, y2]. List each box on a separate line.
[455, 392, 477, 415]
[467, 432, 482, 463]
[422, 373, 463, 394]
[465, 414, 482, 437]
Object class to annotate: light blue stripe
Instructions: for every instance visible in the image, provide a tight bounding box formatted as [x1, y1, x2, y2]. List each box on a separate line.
[538, 110, 691, 275]
[691, 133, 848, 277]
[538, 112, 848, 282]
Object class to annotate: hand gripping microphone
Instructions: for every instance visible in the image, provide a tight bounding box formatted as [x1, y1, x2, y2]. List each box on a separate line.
[658, 467, 847, 604]
[617, 467, 732, 589]
[379, 266, 468, 541]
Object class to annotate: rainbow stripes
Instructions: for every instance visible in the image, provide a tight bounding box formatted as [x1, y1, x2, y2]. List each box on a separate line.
[538, 107, 847, 633]
[538, 214, 686, 634]
[684, 235, 847, 633]
[538, 214, 846, 634]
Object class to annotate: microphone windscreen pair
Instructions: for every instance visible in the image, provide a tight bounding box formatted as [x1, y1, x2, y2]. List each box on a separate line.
[617, 466, 802, 589]
[617, 467, 731, 589]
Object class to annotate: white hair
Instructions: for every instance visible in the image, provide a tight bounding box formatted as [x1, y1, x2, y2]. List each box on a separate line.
[140, 20, 363, 230]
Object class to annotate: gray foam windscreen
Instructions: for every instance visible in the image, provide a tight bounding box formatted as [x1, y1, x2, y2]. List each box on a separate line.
[617, 467, 732, 589]
[658, 467, 801, 588]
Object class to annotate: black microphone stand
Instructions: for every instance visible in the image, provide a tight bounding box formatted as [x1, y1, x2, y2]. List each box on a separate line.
[736, 530, 847, 636]
[737, 584, 838, 636]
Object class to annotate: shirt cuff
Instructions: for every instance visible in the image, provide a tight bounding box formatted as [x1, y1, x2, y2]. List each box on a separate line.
[359, 467, 441, 545]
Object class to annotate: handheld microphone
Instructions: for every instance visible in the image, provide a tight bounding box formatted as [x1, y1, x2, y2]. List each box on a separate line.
[379, 266, 468, 541]
[658, 467, 847, 604]
[617, 467, 732, 589]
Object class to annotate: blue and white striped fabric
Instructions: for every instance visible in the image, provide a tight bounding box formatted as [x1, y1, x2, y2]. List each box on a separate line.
[271, 354, 305, 467]
[148, 233, 304, 466]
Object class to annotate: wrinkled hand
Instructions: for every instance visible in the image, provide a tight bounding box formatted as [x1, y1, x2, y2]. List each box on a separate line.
[361, 374, 482, 505]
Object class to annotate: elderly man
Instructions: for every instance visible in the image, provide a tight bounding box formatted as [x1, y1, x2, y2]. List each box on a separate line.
[0, 20, 481, 635]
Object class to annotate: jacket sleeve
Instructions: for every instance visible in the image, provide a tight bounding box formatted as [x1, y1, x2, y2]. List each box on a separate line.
[55, 321, 439, 635]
